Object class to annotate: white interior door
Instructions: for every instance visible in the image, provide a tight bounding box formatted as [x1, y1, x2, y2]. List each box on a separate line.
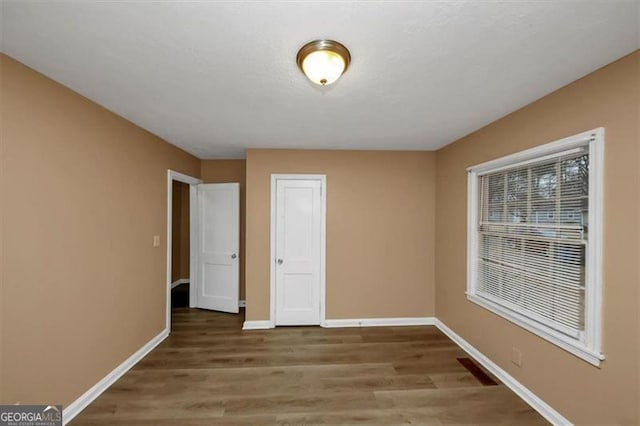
[196, 183, 239, 313]
[274, 178, 323, 325]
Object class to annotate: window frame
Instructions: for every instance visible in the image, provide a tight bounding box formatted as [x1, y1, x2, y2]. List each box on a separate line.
[466, 128, 605, 367]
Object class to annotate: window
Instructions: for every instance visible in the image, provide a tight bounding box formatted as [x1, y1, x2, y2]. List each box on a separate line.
[466, 128, 604, 366]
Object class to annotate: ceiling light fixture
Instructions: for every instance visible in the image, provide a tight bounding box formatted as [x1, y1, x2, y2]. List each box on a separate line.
[296, 40, 351, 86]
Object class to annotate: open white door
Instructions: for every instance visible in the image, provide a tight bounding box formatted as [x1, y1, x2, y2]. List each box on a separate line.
[196, 183, 240, 313]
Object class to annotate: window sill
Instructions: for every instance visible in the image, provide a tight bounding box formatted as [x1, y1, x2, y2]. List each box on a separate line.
[466, 293, 604, 367]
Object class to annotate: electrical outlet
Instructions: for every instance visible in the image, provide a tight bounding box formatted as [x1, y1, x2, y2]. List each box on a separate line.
[153, 235, 160, 247]
[511, 347, 523, 367]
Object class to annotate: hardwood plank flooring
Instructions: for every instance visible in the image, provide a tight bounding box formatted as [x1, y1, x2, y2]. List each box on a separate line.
[70, 308, 548, 425]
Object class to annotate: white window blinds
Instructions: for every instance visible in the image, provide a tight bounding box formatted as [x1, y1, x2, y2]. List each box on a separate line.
[467, 129, 604, 366]
[476, 147, 589, 338]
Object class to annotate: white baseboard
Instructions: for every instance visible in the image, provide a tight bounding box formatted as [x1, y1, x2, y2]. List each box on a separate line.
[238, 299, 246, 308]
[242, 317, 435, 330]
[171, 278, 189, 289]
[62, 328, 169, 424]
[323, 317, 436, 328]
[433, 319, 571, 426]
[242, 320, 274, 330]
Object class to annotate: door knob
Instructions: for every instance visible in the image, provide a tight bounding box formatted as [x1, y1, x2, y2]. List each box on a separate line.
[231, 253, 237, 259]
[277, 258, 283, 265]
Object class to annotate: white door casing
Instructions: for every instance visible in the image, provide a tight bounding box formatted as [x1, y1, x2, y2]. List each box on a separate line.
[166, 170, 202, 332]
[196, 183, 240, 313]
[271, 175, 326, 326]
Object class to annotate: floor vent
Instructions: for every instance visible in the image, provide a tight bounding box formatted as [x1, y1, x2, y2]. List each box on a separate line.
[457, 357, 499, 386]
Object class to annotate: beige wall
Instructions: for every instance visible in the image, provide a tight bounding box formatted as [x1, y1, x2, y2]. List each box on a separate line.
[245, 150, 436, 321]
[0, 55, 201, 405]
[171, 181, 190, 282]
[200, 160, 246, 299]
[435, 51, 640, 424]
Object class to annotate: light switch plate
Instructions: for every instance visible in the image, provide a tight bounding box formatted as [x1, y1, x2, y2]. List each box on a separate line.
[153, 235, 160, 247]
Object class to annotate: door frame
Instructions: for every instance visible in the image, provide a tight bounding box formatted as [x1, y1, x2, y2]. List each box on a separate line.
[270, 174, 327, 327]
[166, 170, 202, 332]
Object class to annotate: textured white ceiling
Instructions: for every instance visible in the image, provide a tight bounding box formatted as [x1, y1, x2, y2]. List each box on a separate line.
[2, 1, 638, 159]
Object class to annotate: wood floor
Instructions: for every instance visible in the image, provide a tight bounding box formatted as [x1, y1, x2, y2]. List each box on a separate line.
[71, 309, 548, 425]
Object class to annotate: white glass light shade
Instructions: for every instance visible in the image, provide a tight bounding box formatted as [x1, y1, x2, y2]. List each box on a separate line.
[301, 50, 346, 86]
